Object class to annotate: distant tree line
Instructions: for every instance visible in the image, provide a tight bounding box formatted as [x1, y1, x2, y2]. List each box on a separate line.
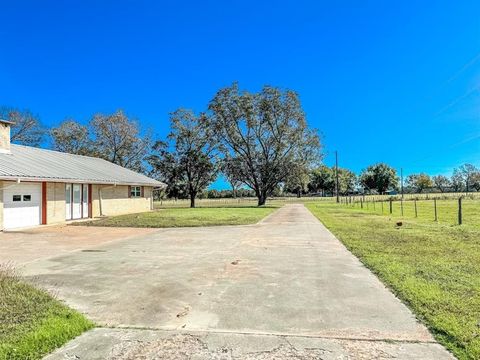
[2, 83, 478, 207]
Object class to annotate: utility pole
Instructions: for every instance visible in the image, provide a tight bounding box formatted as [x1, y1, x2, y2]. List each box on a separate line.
[335, 151, 340, 203]
[400, 167, 404, 199]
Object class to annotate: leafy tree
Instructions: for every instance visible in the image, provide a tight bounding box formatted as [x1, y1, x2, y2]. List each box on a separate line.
[284, 164, 310, 197]
[0, 106, 45, 146]
[454, 164, 479, 193]
[359, 163, 399, 194]
[309, 165, 335, 196]
[432, 175, 451, 193]
[91, 110, 150, 172]
[470, 172, 480, 191]
[337, 168, 357, 195]
[208, 83, 321, 206]
[405, 173, 433, 193]
[148, 141, 186, 200]
[220, 156, 243, 198]
[149, 109, 217, 208]
[450, 171, 464, 192]
[50, 119, 93, 155]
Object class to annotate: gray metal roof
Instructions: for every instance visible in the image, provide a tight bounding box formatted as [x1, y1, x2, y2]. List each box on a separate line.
[0, 144, 164, 186]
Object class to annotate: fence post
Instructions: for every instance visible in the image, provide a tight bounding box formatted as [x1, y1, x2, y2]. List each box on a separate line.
[414, 200, 418, 218]
[361, 199, 363, 209]
[458, 197, 462, 225]
[381, 200, 384, 214]
[434, 199, 438, 222]
[389, 198, 393, 214]
[401, 199, 404, 216]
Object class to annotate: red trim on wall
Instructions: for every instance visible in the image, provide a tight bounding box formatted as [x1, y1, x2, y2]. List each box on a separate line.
[41, 182, 47, 225]
[88, 184, 92, 218]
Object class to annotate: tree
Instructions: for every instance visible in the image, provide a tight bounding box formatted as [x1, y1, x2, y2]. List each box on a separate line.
[454, 164, 479, 193]
[470, 172, 480, 191]
[208, 83, 321, 206]
[432, 175, 451, 193]
[359, 163, 399, 194]
[148, 141, 186, 200]
[309, 165, 335, 196]
[451, 172, 464, 192]
[220, 156, 243, 198]
[405, 173, 433, 193]
[284, 164, 310, 197]
[149, 109, 217, 208]
[337, 168, 357, 195]
[90, 110, 150, 172]
[0, 106, 44, 146]
[50, 119, 93, 155]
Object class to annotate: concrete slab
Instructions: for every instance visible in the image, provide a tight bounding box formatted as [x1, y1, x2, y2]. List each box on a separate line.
[45, 328, 453, 360]
[16, 204, 453, 359]
[0, 225, 158, 265]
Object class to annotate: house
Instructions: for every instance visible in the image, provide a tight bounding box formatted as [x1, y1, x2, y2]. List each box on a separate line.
[0, 119, 164, 230]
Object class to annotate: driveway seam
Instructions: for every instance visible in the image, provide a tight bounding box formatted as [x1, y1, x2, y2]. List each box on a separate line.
[95, 325, 439, 344]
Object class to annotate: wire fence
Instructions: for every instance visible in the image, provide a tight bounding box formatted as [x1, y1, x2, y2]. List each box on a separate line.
[338, 194, 480, 227]
[154, 196, 332, 208]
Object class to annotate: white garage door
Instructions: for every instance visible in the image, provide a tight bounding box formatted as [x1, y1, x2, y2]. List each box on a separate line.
[3, 183, 42, 229]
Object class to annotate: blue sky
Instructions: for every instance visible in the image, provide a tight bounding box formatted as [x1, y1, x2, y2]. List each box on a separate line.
[1, 1, 479, 189]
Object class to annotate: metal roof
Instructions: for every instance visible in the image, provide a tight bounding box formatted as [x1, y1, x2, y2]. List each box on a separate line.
[0, 144, 164, 186]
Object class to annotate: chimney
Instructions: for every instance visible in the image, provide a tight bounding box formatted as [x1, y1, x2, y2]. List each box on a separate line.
[0, 119, 13, 153]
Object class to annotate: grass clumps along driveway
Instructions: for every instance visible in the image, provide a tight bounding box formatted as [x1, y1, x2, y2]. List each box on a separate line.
[79, 206, 277, 228]
[306, 201, 480, 360]
[0, 265, 93, 360]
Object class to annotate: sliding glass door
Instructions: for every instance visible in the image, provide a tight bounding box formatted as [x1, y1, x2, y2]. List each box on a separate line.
[66, 183, 89, 220]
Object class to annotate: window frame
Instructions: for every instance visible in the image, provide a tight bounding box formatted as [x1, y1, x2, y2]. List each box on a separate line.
[130, 186, 142, 198]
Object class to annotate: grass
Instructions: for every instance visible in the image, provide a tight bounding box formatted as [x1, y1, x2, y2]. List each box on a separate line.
[306, 201, 480, 360]
[346, 197, 480, 227]
[0, 265, 94, 360]
[79, 206, 278, 228]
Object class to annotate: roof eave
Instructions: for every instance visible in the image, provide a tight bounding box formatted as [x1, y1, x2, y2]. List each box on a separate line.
[0, 176, 164, 187]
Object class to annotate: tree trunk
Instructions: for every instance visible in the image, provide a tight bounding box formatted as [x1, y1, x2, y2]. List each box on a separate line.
[257, 190, 267, 206]
[190, 192, 196, 208]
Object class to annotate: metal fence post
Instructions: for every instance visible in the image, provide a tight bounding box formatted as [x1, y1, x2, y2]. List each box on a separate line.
[401, 200, 404, 216]
[434, 199, 438, 222]
[389, 198, 393, 214]
[414, 200, 418, 218]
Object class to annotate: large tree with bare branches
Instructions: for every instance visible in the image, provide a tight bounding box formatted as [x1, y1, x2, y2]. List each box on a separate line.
[91, 110, 151, 172]
[0, 107, 45, 146]
[50, 119, 93, 155]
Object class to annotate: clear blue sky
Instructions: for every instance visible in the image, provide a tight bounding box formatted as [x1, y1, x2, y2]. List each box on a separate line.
[1, 1, 479, 189]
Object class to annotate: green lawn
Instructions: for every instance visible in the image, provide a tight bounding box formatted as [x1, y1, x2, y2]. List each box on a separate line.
[306, 201, 480, 360]
[0, 265, 94, 360]
[79, 206, 278, 228]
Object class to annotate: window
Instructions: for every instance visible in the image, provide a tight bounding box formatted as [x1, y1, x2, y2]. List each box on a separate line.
[12, 195, 21, 202]
[130, 186, 142, 198]
[23, 195, 31, 201]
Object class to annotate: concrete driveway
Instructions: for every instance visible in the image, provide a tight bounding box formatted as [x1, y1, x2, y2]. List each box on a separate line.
[12, 205, 453, 359]
[0, 225, 158, 265]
